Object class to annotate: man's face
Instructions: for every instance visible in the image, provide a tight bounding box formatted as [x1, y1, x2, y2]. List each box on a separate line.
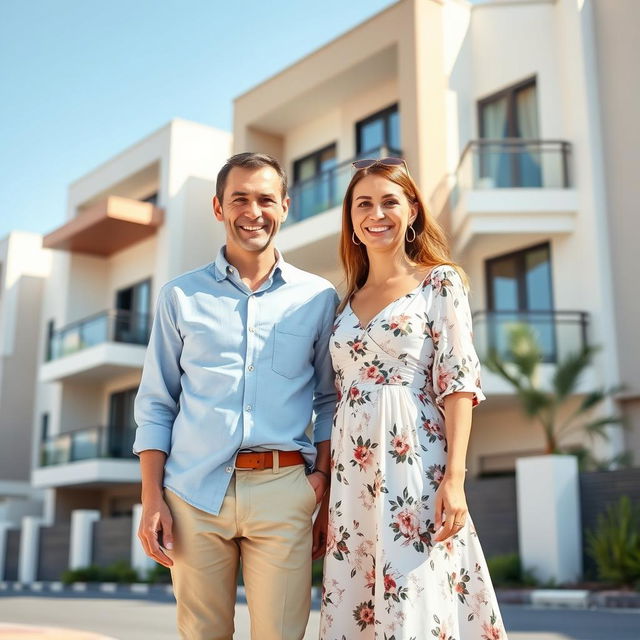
[213, 166, 289, 255]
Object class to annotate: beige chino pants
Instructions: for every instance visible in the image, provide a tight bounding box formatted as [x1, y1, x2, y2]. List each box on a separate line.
[164, 462, 317, 640]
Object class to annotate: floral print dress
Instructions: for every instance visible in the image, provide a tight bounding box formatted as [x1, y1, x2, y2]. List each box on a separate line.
[320, 266, 507, 640]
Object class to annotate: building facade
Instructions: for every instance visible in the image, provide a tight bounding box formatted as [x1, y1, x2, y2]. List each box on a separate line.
[31, 119, 231, 526]
[0, 232, 51, 525]
[233, 0, 635, 475]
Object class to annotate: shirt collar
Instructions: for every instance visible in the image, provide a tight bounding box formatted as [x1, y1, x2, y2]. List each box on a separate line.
[213, 246, 292, 283]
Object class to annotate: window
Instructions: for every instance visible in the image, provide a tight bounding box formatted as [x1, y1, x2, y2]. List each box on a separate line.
[41, 413, 50, 442]
[478, 79, 541, 187]
[356, 104, 400, 155]
[485, 243, 556, 360]
[291, 144, 338, 221]
[114, 279, 151, 344]
[108, 388, 138, 459]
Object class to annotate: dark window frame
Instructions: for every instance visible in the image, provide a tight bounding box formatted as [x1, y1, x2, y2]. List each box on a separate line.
[355, 103, 400, 155]
[485, 241, 554, 312]
[477, 76, 538, 140]
[485, 242, 557, 362]
[292, 143, 338, 185]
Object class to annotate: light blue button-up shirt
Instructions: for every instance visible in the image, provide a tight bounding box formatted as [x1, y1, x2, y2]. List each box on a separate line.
[133, 248, 338, 515]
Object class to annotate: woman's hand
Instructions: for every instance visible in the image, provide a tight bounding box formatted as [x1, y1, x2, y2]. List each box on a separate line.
[433, 474, 468, 542]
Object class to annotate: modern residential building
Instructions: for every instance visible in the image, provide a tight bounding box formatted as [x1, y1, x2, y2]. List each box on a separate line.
[2, 0, 637, 584]
[31, 119, 231, 528]
[233, 0, 635, 476]
[0, 232, 51, 525]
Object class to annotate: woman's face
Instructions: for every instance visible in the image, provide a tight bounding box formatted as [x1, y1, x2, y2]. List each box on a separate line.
[350, 174, 416, 254]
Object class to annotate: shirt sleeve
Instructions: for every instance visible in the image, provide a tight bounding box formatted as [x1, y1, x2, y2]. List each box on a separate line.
[429, 267, 485, 412]
[133, 285, 184, 455]
[311, 288, 340, 443]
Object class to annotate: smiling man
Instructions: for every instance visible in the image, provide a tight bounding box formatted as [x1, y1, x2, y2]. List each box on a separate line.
[133, 153, 337, 640]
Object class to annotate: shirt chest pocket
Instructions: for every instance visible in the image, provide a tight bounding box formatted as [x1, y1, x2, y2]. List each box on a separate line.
[272, 324, 315, 379]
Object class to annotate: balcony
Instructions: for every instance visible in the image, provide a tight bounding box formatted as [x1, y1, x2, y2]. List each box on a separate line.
[43, 195, 163, 257]
[449, 140, 578, 253]
[279, 147, 402, 277]
[33, 425, 139, 488]
[40, 310, 150, 383]
[472, 310, 596, 396]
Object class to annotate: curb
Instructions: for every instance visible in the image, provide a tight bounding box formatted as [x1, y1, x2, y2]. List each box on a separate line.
[495, 588, 640, 609]
[1, 582, 638, 609]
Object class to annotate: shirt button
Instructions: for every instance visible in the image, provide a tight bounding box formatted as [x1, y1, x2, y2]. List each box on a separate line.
[247, 364, 254, 372]
[245, 405, 252, 412]
[225, 466, 233, 473]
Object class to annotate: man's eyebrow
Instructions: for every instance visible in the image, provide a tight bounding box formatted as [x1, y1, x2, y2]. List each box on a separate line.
[230, 191, 248, 197]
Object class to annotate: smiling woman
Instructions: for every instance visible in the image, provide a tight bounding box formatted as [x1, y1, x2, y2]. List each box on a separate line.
[314, 160, 509, 639]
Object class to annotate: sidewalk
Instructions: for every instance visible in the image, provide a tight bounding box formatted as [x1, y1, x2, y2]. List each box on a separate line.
[0, 597, 580, 640]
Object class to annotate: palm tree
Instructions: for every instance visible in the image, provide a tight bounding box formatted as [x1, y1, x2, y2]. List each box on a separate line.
[484, 323, 624, 459]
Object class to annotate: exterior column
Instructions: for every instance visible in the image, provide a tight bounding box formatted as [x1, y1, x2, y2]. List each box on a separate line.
[18, 516, 44, 583]
[516, 455, 582, 584]
[131, 503, 155, 578]
[69, 510, 100, 569]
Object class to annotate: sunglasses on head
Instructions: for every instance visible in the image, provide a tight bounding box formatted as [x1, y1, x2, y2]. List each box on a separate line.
[351, 156, 408, 171]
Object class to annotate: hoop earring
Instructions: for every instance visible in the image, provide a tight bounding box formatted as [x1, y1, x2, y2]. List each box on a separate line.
[406, 225, 416, 243]
[352, 231, 361, 245]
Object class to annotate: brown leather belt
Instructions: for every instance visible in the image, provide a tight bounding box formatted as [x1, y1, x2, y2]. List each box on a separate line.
[235, 450, 304, 470]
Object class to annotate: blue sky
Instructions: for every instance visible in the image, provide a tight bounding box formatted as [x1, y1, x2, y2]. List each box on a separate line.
[0, 0, 397, 238]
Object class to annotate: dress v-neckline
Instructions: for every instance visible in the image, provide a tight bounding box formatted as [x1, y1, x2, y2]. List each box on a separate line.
[347, 270, 433, 331]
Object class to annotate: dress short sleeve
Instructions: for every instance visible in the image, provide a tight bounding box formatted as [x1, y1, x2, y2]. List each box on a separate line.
[428, 266, 486, 412]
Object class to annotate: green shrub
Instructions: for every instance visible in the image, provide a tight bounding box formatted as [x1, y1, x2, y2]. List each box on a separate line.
[487, 553, 537, 587]
[61, 561, 139, 585]
[146, 562, 172, 584]
[586, 495, 640, 587]
[61, 565, 103, 585]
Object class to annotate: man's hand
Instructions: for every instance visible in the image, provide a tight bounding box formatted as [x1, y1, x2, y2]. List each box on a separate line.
[306, 470, 329, 504]
[138, 494, 174, 568]
[312, 496, 329, 561]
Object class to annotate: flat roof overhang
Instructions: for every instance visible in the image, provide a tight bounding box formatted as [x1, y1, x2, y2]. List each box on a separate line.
[43, 196, 164, 256]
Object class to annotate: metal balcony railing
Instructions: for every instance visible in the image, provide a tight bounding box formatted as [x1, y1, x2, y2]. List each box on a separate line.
[472, 310, 589, 364]
[287, 145, 403, 226]
[456, 139, 572, 191]
[47, 310, 151, 361]
[40, 424, 137, 467]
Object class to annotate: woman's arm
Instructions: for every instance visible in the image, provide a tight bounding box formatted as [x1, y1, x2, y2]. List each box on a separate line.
[433, 391, 474, 542]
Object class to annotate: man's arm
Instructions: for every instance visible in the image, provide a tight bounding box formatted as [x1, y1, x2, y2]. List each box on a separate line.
[134, 285, 183, 567]
[307, 289, 338, 503]
[138, 450, 173, 567]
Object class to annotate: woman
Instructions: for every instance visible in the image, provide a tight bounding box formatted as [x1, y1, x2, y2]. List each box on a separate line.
[314, 158, 508, 639]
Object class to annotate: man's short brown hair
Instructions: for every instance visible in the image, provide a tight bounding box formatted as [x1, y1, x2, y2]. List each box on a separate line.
[216, 153, 288, 204]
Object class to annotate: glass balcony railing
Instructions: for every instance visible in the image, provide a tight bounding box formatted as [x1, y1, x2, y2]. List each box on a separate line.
[40, 425, 137, 467]
[456, 139, 572, 191]
[472, 310, 589, 365]
[287, 146, 402, 226]
[47, 310, 151, 361]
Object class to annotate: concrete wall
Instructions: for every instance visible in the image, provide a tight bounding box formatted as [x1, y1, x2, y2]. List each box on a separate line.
[591, 0, 640, 456]
[0, 233, 51, 488]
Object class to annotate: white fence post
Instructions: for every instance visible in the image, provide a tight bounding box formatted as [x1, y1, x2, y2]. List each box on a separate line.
[69, 510, 101, 569]
[18, 516, 44, 583]
[516, 454, 582, 584]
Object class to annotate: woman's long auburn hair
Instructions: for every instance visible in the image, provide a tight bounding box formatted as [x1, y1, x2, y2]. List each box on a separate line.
[338, 163, 467, 313]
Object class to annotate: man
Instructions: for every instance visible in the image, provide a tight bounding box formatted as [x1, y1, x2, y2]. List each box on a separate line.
[133, 152, 337, 640]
